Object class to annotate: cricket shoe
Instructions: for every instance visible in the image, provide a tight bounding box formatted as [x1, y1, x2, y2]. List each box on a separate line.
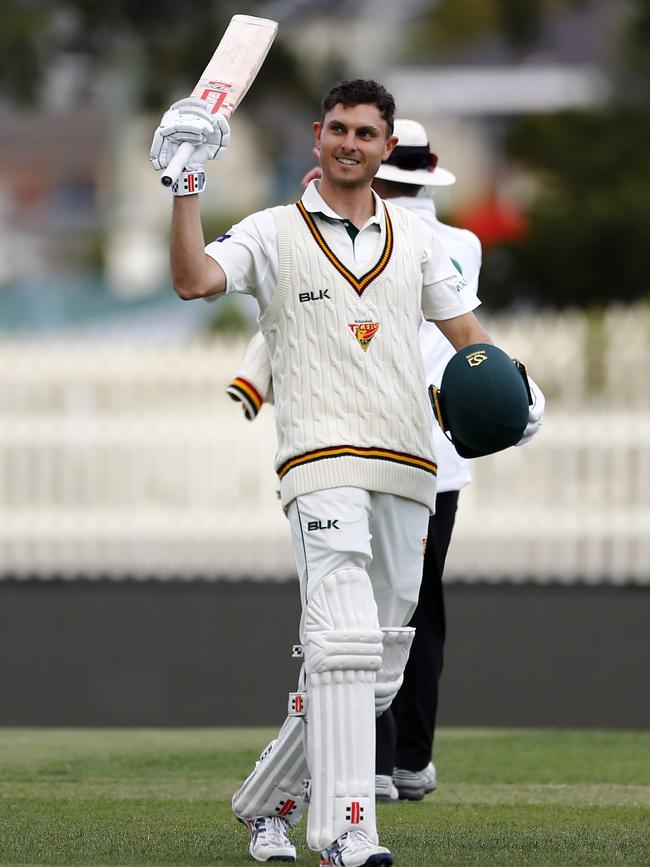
[319, 829, 393, 866]
[374, 774, 398, 803]
[237, 815, 296, 862]
[392, 761, 437, 801]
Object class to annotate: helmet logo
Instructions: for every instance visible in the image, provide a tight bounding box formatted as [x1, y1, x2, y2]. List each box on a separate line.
[466, 350, 488, 367]
[349, 321, 380, 351]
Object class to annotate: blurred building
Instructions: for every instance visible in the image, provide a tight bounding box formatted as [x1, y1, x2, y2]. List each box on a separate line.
[385, 0, 623, 216]
[0, 92, 275, 319]
[0, 107, 109, 284]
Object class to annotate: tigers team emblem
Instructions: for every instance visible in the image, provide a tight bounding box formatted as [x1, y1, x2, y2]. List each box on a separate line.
[349, 321, 380, 351]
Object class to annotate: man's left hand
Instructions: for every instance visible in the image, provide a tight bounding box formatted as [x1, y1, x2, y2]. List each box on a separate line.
[516, 376, 545, 446]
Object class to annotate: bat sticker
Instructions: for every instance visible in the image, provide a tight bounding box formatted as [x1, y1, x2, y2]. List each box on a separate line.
[198, 81, 238, 114]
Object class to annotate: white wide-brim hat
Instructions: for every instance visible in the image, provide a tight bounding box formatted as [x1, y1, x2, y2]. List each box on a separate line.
[375, 119, 456, 187]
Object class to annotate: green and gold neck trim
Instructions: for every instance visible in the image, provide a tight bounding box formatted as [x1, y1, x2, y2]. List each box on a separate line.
[296, 200, 393, 297]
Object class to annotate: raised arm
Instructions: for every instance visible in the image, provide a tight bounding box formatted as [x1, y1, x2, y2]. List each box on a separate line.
[171, 197, 226, 300]
[150, 97, 230, 300]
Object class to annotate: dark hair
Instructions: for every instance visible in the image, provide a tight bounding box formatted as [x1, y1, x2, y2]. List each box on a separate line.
[321, 79, 395, 135]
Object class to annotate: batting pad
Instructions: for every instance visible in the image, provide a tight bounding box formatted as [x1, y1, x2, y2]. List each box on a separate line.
[374, 626, 416, 716]
[302, 567, 383, 851]
[232, 714, 308, 827]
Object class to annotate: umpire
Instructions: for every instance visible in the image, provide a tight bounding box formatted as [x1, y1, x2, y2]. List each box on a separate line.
[371, 120, 481, 801]
[374, 121, 544, 801]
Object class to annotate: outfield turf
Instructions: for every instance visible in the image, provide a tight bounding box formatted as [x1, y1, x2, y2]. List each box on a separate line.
[0, 728, 648, 866]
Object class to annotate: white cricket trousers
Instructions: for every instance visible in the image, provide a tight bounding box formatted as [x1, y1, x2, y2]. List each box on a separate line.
[287, 486, 430, 629]
[232, 487, 429, 850]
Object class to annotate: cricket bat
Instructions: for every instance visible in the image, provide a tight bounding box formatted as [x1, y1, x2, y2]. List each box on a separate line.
[160, 14, 278, 187]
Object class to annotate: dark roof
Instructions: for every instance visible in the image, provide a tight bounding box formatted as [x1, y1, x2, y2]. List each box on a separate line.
[0, 107, 108, 173]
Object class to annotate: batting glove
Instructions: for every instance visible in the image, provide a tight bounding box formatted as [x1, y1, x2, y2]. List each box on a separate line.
[516, 375, 545, 446]
[150, 97, 230, 171]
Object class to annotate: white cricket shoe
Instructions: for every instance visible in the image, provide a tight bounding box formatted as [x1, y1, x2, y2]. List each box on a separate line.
[374, 774, 398, 803]
[319, 829, 393, 866]
[237, 815, 296, 862]
[392, 761, 437, 801]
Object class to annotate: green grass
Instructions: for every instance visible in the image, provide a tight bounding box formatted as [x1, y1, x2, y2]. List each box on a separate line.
[0, 728, 648, 866]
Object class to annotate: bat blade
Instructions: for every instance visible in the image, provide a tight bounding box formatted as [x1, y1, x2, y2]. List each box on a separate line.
[160, 15, 278, 187]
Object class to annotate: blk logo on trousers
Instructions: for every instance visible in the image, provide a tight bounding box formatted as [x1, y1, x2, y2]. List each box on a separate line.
[306, 519, 340, 531]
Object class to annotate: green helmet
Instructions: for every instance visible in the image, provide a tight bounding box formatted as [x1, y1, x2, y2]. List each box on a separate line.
[429, 344, 531, 459]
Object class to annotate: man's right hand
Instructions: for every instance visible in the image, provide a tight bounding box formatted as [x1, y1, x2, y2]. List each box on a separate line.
[150, 97, 230, 171]
[300, 146, 322, 188]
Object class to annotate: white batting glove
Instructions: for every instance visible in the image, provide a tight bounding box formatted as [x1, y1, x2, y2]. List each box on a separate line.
[149, 97, 230, 171]
[516, 375, 545, 446]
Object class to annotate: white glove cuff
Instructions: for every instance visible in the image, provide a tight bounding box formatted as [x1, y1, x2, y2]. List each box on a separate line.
[172, 168, 206, 197]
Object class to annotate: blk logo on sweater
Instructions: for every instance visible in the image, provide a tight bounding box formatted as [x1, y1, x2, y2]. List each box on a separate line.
[299, 289, 330, 302]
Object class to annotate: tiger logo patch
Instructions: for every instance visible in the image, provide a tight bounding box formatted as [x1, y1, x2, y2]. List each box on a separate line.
[349, 321, 380, 351]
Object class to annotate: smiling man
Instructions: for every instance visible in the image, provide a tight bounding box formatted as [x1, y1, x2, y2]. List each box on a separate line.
[151, 79, 492, 866]
[317, 97, 395, 192]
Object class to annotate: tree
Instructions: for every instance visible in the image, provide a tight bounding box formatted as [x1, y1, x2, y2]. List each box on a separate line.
[0, 0, 314, 111]
[471, 0, 650, 310]
[477, 106, 650, 309]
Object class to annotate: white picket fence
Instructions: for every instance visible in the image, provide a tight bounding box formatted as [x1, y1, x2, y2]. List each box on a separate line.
[0, 308, 648, 584]
[447, 411, 650, 584]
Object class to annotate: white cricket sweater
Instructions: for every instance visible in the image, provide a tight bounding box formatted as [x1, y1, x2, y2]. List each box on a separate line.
[260, 200, 438, 512]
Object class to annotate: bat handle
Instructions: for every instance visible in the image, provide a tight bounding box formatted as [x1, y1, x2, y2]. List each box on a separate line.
[160, 142, 196, 187]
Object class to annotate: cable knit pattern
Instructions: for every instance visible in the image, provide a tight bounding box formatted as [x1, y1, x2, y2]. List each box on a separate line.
[259, 200, 437, 512]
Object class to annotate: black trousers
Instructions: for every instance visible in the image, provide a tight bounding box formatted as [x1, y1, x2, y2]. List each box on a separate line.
[376, 489, 459, 774]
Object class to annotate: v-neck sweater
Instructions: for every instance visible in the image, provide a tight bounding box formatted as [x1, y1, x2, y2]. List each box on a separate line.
[259, 199, 438, 512]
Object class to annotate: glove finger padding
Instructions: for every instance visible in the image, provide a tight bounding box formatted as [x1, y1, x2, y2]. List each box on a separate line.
[150, 97, 231, 171]
[516, 375, 545, 446]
